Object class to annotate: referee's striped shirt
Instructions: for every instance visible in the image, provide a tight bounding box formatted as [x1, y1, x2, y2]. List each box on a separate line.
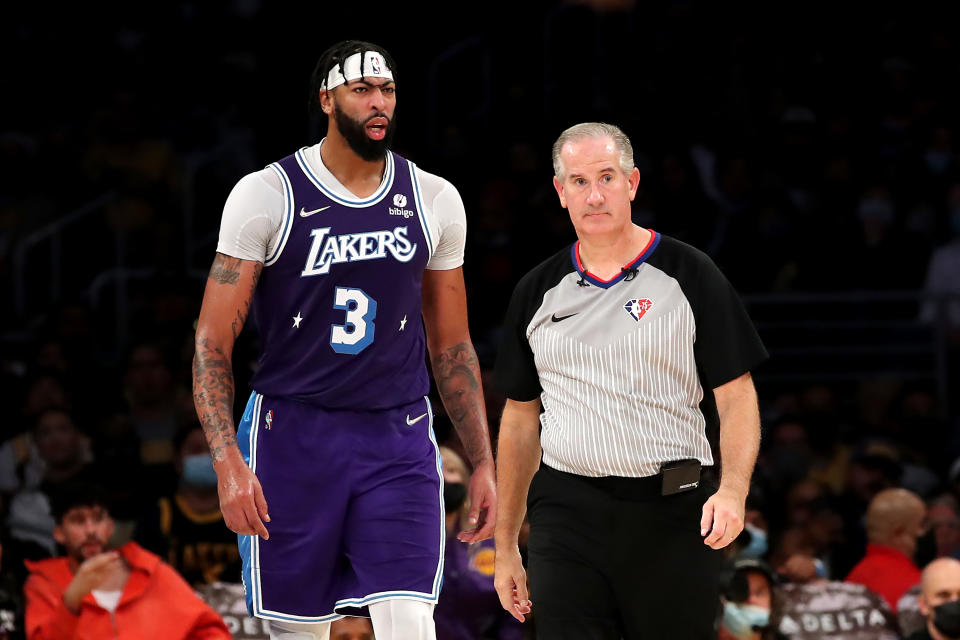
[494, 230, 767, 478]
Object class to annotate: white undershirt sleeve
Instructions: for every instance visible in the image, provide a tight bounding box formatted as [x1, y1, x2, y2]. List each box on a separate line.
[419, 171, 467, 271]
[215, 168, 286, 262]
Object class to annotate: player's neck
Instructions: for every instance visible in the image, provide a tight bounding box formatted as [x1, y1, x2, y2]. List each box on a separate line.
[319, 131, 387, 199]
[577, 225, 651, 280]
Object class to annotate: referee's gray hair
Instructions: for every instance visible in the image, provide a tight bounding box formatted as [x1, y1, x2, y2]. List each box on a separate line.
[552, 122, 635, 180]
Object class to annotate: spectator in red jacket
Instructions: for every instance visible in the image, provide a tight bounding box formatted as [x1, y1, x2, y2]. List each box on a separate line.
[845, 488, 926, 612]
[23, 483, 230, 640]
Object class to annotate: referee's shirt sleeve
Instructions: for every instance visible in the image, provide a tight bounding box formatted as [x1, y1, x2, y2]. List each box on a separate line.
[494, 279, 542, 402]
[691, 255, 768, 389]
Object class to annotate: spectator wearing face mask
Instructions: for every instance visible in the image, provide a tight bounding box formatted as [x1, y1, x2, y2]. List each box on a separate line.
[433, 446, 523, 640]
[846, 488, 927, 611]
[719, 558, 780, 640]
[134, 424, 240, 585]
[909, 557, 960, 640]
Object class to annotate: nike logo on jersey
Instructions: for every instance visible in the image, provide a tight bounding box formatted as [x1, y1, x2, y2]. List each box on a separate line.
[301, 226, 417, 276]
[406, 412, 429, 426]
[551, 313, 578, 322]
[300, 206, 331, 217]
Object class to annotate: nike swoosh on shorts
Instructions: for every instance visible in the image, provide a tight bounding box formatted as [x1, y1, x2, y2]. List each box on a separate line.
[406, 412, 429, 426]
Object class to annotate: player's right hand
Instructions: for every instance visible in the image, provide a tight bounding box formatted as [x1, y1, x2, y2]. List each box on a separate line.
[216, 456, 270, 539]
[493, 545, 532, 623]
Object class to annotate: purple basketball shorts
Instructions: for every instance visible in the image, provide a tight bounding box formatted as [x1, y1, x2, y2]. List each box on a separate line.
[237, 391, 444, 623]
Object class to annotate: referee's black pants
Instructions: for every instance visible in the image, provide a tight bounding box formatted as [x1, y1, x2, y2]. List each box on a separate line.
[526, 464, 722, 640]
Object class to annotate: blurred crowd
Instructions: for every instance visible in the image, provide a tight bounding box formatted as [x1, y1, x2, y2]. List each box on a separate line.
[3, 1, 960, 639]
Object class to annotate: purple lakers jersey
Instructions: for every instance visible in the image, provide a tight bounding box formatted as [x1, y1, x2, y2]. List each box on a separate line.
[249, 149, 433, 410]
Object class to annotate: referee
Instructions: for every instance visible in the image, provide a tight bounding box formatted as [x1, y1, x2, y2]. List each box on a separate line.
[492, 122, 767, 639]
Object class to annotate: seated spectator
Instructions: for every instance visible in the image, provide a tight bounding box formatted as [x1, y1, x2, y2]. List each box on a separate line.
[121, 341, 183, 494]
[0, 401, 88, 496]
[23, 483, 229, 639]
[718, 558, 777, 640]
[5, 408, 93, 556]
[331, 616, 375, 640]
[773, 581, 899, 639]
[845, 488, 926, 611]
[135, 423, 240, 585]
[433, 446, 523, 640]
[927, 494, 960, 559]
[907, 557, 960, 640]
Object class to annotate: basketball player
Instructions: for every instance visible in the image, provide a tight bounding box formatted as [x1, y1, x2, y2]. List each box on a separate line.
[192, 40, 496, 640]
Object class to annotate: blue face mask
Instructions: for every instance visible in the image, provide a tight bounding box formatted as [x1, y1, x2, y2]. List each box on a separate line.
[182, 454, 218, 488]
[739, 523, 768, 559]
[723, 602, 770, 639]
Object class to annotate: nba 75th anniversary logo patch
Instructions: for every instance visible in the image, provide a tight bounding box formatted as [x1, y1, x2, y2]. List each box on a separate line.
[624, 298, 653, 321]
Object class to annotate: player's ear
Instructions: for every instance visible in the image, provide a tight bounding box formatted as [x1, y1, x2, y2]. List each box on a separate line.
[53, 524, 66, 546]
[627, 167, 640, 201]
[319, 88, 334, 115]
[553, 176, 567, 208]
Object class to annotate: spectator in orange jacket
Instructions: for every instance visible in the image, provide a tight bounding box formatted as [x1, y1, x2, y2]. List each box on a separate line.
[24, 483, 230, 640]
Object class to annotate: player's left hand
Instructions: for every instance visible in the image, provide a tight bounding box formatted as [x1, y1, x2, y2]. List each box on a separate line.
[458, 458, 496, 543]
[700, 486, 745, 549]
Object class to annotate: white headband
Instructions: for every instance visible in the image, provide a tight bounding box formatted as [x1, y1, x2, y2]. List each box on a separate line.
[322, 51, 394, 90]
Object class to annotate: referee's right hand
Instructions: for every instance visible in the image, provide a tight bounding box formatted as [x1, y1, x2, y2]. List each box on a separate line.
[215, 455, 271, 539]
[494, 545, 532, 622]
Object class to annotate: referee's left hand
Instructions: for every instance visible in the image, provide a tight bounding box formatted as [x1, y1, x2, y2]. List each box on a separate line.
[458, 458, 497, 543]
[700, 487, 745, 549]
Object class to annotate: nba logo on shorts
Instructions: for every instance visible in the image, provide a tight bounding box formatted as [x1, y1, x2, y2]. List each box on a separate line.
[265, 410, 274, 430]
[624, 298, 653, 322]
[371, 56, 382, 74]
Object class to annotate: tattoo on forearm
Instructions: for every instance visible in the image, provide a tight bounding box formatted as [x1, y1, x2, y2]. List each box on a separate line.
[432, 341, 492, 466]
[193, 258, 262, 462]
[193, 341, 236, 462]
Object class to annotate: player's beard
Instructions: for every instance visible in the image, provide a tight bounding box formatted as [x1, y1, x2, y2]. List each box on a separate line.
[333, 104, 396, 162]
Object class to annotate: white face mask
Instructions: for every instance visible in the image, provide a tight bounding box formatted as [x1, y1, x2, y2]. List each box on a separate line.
[723, 602, 770, 638]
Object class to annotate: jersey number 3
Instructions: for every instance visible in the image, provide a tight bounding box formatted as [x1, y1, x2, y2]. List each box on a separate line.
[330, 287, 377, 354]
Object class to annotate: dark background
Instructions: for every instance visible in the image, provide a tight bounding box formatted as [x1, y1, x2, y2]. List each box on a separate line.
[2, 0, 959, 611]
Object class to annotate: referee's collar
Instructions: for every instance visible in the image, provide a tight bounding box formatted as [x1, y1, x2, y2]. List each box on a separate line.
[571, 229, 661, 289]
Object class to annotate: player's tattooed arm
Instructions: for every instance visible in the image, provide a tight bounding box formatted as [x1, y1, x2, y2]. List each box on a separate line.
[193, 254, 262, 462]
[423, 267, 497, 540]
[422, 267, 494, 469]
[432, 341, 493, 465]
[193, 338, 236, 462]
